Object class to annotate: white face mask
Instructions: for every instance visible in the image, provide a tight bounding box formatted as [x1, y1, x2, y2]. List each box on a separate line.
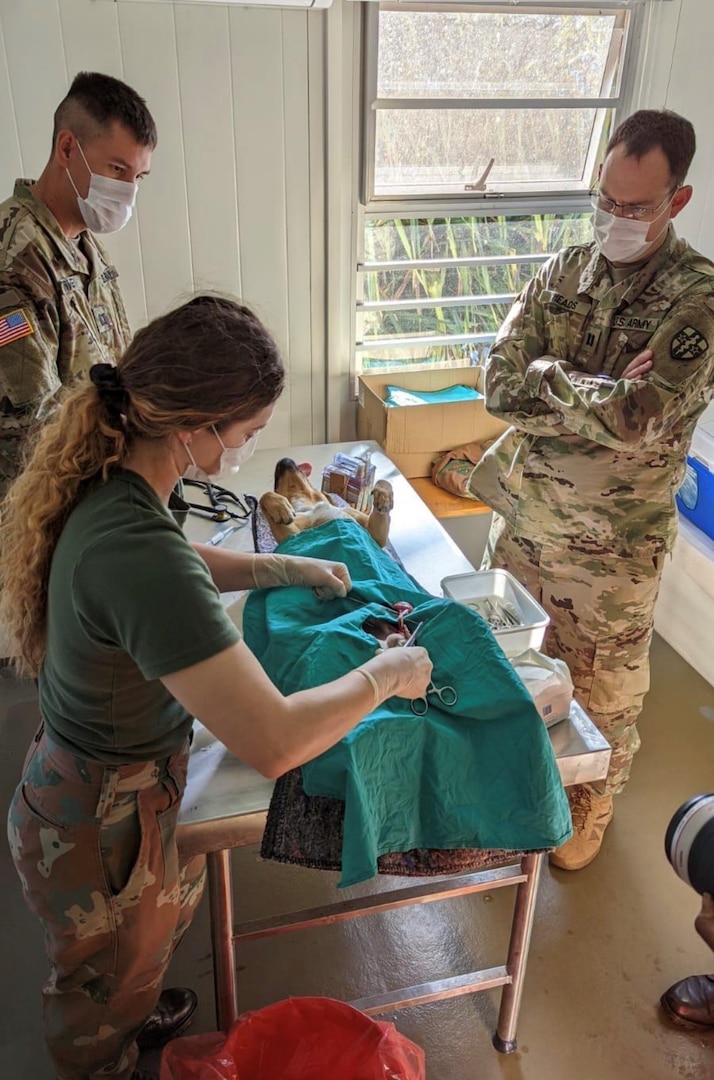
[211, 427, 259, 478]
[66, 142, 137, 234]
[183, 428, 259, 484]
[592, 206, 669, 264]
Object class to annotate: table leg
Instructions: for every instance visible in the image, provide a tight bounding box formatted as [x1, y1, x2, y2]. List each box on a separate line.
[207, 849, 239, 1032]
[492, 851, 544, 1053]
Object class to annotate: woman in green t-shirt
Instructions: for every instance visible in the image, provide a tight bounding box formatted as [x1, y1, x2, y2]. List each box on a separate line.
[0, 294, 431, 1080]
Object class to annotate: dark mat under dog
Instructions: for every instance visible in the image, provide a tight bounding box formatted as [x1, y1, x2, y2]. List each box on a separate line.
[252, 489, 532, 878]
[261, 765, 527, 878]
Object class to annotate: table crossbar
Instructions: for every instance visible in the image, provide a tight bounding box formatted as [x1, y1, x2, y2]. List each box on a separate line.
[351, 966, 511, 1015]
[233, 864, 527, 942]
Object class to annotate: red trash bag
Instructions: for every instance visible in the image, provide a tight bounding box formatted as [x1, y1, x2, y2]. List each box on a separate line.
[159, 996, 425, 1080]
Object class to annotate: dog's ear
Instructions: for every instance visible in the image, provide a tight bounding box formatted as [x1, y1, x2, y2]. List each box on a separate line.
[297, 462, 312, 478]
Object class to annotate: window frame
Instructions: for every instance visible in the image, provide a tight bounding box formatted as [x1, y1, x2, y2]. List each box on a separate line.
[355, 208, 582, 372]
[353, 1, 662, 384]
[361, 1, 647, 216]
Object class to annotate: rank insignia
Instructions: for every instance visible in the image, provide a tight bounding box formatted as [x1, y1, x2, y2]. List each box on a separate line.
[92, 305, 114, 334]
[670, 326, 709, 361]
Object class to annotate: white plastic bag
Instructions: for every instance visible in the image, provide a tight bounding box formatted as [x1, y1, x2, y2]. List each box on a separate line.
[510, 648, 573, 727]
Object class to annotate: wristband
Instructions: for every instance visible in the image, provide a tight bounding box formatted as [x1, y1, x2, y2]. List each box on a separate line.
[356, 667, 380, 708]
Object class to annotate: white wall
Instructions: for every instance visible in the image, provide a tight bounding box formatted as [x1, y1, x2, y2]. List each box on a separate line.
[629, 0, 714, 258]
[0, 0, 326, 449]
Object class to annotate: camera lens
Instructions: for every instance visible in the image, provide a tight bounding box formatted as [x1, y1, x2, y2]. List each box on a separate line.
[665, 794, 714, 895]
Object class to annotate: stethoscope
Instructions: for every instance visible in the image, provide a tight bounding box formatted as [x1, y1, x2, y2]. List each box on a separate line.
[178, 479, 255, 524]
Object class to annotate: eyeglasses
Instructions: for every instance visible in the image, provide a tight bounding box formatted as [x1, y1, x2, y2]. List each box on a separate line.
[589, 186, 679, 221]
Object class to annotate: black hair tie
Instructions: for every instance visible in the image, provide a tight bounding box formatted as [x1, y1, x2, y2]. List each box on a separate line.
[89, 363, 128, 419]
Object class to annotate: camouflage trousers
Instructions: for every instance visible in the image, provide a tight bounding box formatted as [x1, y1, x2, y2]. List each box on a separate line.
[6, 730, 206, 1080]
[483, 516, 665, 797]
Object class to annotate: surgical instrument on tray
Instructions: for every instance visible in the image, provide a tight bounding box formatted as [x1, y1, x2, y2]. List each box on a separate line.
[467, 596, 521, 630]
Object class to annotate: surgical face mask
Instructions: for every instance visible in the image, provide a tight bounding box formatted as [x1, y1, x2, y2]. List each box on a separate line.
[211, 427, 259, 478]
[592, 206, 669, 264]
[183, 428, 259, 484]
[66, 141, 137, 234]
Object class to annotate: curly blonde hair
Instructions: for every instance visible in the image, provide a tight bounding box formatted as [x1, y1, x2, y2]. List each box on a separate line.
[0, 294, 284, 676]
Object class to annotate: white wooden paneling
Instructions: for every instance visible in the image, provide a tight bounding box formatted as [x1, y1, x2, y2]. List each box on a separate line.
[230, 8, 291, 447]
[283, 12, 316, 445]
[662, 0, 714, 260]
[175, 4, 241, 299]
[0, 13, 23, 196]
[58, 0, 123, 78]
[118, 3, 193, 319]
[325, 2, 361, 441]
[0, 0, 67, 179]
[0, 0, 326, 451]
[306, 14, 327, 445]
[629, 0, 682, 112]
[0, 0, 326, 448]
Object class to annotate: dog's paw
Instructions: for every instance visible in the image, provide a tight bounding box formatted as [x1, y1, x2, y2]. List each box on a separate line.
[371, 480, 394, 514]
[259, 492, 296, 525]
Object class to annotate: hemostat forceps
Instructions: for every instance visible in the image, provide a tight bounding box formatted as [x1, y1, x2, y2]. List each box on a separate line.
[403, 623, 458, 715]
[410, 680, 458, 716]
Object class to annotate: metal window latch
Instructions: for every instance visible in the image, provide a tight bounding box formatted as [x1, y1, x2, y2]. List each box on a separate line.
[465, 157, 495, 192]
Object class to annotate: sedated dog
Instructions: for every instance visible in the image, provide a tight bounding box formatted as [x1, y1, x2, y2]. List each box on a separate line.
[259, 458, 393, 548]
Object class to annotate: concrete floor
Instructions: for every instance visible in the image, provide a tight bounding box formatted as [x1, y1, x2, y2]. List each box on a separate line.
[1, 633, 713, 1079]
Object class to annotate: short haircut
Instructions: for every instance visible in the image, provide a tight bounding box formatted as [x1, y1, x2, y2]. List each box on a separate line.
[52, 71, 157, 151]
[605, 109, 695, 187]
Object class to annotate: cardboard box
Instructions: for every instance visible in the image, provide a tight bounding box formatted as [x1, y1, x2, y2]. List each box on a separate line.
[356, 367, 508, 478]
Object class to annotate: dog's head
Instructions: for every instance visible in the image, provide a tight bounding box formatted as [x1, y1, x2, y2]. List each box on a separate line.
[273, 458, 317, 500]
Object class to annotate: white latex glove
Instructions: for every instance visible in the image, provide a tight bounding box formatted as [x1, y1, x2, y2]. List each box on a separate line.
[375, 633, 408, 651]
[356, 645, 432, 708]
[251, 553, 351, 599]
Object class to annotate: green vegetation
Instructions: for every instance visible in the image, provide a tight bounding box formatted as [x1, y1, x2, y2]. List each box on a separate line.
[360, 213, 592, 370]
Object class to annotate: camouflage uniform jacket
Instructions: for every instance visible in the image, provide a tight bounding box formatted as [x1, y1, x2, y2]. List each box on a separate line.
[469, 227, 714, 556]
[0, 179, 132, 496]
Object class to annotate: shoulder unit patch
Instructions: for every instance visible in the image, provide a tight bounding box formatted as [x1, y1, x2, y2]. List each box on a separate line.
[670, 326, 709, 361]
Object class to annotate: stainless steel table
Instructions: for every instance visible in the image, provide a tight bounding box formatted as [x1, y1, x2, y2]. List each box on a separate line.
[177, 442, 611, 1053]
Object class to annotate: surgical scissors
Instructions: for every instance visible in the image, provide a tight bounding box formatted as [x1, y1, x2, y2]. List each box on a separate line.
[410, 681, 458, 716]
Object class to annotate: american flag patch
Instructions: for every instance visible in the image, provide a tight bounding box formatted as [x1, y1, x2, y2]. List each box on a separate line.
[0, 308, 34, 349]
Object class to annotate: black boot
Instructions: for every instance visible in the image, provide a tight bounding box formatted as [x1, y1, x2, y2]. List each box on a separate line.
[136, 987, 198, 1052]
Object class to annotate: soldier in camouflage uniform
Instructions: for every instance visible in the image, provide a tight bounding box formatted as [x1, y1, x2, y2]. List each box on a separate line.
[469, 110, 714, 871]
[0, 71, 154, 501]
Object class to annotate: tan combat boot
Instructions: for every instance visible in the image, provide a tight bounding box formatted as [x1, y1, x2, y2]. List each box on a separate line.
[549, 789, 613, 871]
